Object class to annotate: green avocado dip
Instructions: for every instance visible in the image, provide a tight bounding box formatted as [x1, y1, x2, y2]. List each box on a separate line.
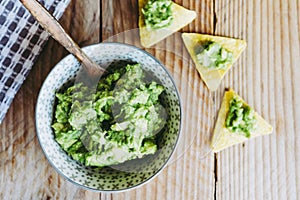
[195, 41, 233, 69]
[225, 96, 256, 138]
[142, 0, 173, 30]
[51, 63, 166, 167]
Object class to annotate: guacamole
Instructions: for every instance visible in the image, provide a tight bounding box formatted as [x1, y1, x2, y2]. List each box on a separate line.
[52, 63, 166, 167]
[196, 41, 233, 69]
[225, 96, 256, 138]
[142, 0, 174, 30]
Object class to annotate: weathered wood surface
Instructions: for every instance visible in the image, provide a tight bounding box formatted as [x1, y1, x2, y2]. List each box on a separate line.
[0, 0, 299, 199]
[214, 0, 300, 200]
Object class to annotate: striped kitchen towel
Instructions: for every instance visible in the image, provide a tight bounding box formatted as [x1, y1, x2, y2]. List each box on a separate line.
[0, 0, 70, 123]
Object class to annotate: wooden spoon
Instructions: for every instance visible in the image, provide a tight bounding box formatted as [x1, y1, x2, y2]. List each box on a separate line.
[20, 0, 106, 78]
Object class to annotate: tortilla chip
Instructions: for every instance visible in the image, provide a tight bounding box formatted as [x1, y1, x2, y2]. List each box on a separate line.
[211, 89, 273, 153]
[182, 33, 247, 91]
[139, 0, 196, 48]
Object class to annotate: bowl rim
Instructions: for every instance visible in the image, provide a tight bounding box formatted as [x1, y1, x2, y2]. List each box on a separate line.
[35, 42, 182, 192]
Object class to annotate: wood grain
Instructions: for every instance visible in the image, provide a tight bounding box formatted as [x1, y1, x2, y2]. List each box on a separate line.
[214, 0, 300, 199]
[1, 0, 299, 199]
[101, 0, 215, 199]
[0, 0, 101, 199]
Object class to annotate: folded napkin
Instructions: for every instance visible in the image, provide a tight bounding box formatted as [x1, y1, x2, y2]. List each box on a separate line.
[0, 0, 70, 123]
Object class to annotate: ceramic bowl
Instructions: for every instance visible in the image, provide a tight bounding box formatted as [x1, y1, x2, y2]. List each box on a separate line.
[35, 43, 181, 192]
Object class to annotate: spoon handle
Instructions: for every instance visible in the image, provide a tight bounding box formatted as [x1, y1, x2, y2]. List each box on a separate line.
[20, 0, 105, 77]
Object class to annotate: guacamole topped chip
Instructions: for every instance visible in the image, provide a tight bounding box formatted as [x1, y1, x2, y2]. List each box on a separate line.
[139, 0, 196, 48]
[211, 89, 273, 153]
[182, 33, 247, 91]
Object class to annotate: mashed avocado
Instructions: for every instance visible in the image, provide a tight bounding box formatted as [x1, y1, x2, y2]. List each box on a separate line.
[142, 0, 173, 30]
[195, 41, 233, 69]
[52, 63, 166, 167]
[225, 96, 256, 138]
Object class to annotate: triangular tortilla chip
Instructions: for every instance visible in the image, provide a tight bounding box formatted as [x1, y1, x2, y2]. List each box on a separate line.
[211, 89, 273, 152]
[182, 33, 247, 91]
[139, 0, 196, 48]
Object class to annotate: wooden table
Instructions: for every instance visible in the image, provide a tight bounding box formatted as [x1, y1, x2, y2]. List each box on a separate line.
[1, 0, 299, 199]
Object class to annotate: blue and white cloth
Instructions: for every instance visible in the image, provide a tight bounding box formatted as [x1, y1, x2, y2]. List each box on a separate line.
[0, 0, 70, 123]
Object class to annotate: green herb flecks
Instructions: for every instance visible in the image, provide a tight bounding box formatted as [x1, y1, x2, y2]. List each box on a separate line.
[196, 41, 233, 69]
[51, 63, 166, 167]
[142, 0, 173, 30]
[225, 97, 256, 138]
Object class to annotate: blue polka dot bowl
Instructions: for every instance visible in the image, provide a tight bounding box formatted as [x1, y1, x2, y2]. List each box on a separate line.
[35, 43, 181, 192]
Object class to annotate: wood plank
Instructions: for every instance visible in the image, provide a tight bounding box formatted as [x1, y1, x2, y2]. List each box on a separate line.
[102, 0, 216, 199]
[4, 0, 298, 199]
[102, 0, 138, 42]
[214, 0, 300, 199]
[1, 0, 216, 199]
[0, 0, 101, 199]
